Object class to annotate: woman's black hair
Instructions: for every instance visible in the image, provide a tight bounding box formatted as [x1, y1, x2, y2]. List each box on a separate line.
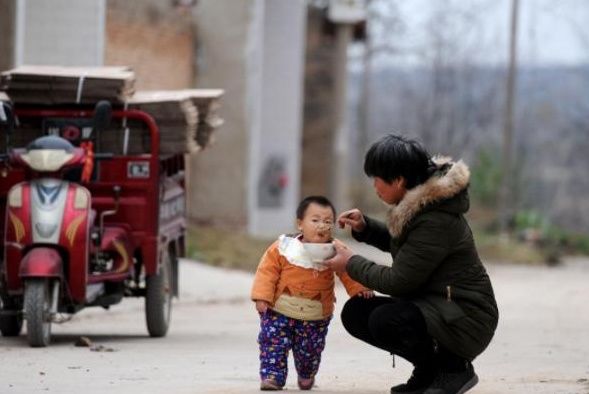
[364, 134, 433, 189]
[296, 195, 336, 220]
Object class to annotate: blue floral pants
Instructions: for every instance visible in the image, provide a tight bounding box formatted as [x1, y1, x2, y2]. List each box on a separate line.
[258, 309, 331, 386]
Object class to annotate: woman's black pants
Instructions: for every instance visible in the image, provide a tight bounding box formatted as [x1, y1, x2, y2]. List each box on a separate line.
[341, 296, 466, 371]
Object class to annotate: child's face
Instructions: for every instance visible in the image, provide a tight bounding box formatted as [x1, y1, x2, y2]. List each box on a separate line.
[297, 203, 334, 243]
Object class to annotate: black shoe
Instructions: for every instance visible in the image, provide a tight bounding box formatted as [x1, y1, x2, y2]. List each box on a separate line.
[391, 366, 437, 394]
[423, 363, 478, 394]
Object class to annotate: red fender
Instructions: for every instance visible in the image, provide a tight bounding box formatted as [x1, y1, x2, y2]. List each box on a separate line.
[19, 248, 63, 279]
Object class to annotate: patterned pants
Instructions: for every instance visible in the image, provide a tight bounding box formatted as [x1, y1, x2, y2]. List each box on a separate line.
[258, 309, 331, 386]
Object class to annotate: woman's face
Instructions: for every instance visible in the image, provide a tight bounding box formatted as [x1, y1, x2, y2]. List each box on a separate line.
[297, 203, 334, 243]
[373, 176, 407, 205]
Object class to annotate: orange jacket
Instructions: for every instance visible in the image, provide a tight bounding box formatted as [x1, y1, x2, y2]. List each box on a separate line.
[251, 239, 368, 319]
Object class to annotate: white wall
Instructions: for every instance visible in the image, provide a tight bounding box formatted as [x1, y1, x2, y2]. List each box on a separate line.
[15, 0, 105, 66]
[247, 0, 307, 237]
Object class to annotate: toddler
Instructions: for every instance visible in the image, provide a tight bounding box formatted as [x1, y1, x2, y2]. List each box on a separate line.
[251, 195, 373, 391]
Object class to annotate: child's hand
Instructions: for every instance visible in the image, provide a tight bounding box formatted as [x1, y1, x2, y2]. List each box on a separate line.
[357, 290, 375, 299]
[255, 300, 271, 313]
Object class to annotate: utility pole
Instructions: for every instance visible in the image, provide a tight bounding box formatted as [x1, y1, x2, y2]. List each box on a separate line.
[498, 0, 519, 235]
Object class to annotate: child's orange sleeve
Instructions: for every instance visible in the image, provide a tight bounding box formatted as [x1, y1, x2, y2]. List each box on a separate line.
[251, 241, 282, 304]
[337, 270, 369, 297]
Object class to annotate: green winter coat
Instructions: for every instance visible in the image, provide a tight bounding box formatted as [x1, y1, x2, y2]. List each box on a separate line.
[347, 157, 499, 361]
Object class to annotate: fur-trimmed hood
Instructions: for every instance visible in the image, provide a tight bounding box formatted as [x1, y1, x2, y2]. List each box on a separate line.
[387, 156, 470, 237]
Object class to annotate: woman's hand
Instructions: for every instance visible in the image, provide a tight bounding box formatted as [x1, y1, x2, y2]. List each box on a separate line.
[324, 239, 355, 273]
[357, 290, 375, 299]
[255, 300, 271, 313]
[337, 209, 367, 233]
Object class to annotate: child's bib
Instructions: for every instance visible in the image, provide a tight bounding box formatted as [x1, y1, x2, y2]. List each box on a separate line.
[277, 234, 329, 271]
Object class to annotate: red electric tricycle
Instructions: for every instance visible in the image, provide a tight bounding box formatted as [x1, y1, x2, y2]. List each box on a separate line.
[0, 100, 185, 347]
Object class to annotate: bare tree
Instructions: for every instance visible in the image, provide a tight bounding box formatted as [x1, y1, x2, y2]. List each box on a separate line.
[397, 0, 501, 156]
[354, 0, 404, 207]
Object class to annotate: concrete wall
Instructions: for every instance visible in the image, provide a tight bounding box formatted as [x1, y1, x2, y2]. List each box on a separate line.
[187, 0, 252, 227]
[14, 0, 105, 66]
[0, 0, 16, 71]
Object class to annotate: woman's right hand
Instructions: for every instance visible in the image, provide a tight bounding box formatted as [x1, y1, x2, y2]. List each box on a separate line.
[255, 300, 270, 313]
[337, 209, 367, 233]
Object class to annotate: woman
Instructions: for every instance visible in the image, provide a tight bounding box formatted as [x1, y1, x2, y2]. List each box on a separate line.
[325, 135, 498, 394]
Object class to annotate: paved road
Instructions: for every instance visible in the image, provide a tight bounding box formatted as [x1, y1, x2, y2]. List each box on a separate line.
[1, 251, 588, 394]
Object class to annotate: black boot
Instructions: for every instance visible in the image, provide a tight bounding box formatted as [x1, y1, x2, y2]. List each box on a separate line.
[423, 362, 478, 394]
[390, 364, 437, 394]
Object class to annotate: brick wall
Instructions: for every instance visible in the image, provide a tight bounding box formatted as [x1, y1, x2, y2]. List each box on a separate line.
[104, 0, 196, 90]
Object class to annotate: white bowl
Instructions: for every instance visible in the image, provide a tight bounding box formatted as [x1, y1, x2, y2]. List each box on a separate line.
[303, 242, 336, 262]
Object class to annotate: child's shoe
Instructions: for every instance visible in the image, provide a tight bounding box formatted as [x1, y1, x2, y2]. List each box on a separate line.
[260, 378, 283, 391]
[297, 377, 315, 390]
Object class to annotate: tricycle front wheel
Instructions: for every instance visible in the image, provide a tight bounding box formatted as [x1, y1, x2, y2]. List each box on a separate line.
[145, 250, 172, 337]
[24, 279, 52, 347]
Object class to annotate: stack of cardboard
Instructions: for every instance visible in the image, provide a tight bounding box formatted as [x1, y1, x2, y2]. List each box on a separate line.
[122, 89, 224, 155]
[126, 91, 199, 155]
[0, 66, 224, 156]
[0, 65, 135, 104]
[183, 89, 225, 149]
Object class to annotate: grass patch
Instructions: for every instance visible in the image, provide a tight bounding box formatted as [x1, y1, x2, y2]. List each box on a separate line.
[186, 225, 274, 272]
[473, 229, 546, 265]
[468, 207, 552, 265]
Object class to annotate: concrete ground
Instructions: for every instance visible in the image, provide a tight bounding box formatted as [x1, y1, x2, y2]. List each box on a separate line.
[1, 248, 588, 394]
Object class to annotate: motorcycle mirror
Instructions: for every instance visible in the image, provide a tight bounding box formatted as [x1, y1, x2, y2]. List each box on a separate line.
[0, 102, 15, 135]
[93, 100, 112, 133]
